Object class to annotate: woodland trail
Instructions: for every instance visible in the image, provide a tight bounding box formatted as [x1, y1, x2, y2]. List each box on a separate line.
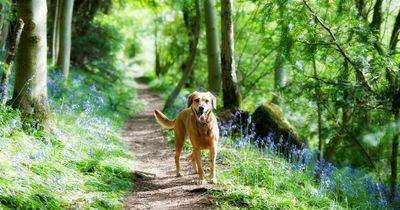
[123, 82, 215, 210]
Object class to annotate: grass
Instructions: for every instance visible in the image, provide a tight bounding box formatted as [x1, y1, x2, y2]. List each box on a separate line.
[0, 70, 142, 209]
[212, 129, 388, 209]
[214, 145, 344, 209]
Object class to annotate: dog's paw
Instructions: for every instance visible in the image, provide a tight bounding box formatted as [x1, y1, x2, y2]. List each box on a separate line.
[210, 177, 217, 184]
[198, 179, 207, 185]
[176, 172, 182, 177]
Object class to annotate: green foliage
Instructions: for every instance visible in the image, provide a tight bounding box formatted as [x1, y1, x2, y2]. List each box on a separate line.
[125, 39, 141, 58]
[70, 0, 142, 82]
[0, 0, 13, 21]
[71, 17, 123, 79]
[0, 67, 141, 208]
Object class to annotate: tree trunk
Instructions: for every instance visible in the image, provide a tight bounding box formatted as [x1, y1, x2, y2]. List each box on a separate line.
[389, 90, 400, 206]
[1, 19, 24, 106]
[313, 53, 323, 161]
[154, 17, 161, 77]
[272, 52, 286, 106]
[355, 0, 366, 19]
[204, 0, 221, 94]
[0, 20, 9, 60]
[182, 5, 195, 88]
[52, 0, 61, 64]
[324, 59, 350, 162]
[370, 0, 383, 33]
[163, 0, 201, 111]
[12, 0, 50, 126]
[389, 114, 399, 207]
[389, 9, 400, 52]
[221, 0, 240, 110]
[272, 1, 290, 106]
[56, 0, 74, 79]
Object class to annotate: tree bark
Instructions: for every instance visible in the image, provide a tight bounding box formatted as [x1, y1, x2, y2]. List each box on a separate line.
[182, 5, 195, 88]
[313, 53, 323, 161]
[204, 0, 221, 94]
[370, 0, 383, 33]
[389, 111, 399, 206]
[1, 19, 24, 106]
[355, 0, 366, 19]
[154, 17, 161, 77]
[0, 20, 9, 60]
[163, 0, 201, 111]
[389, 9, 400, 52]
[272, 0, 289, 106]
[388, 75, 400, 206]
[56, 0, 74, 79]
[221, 0, 240, 110]
[12, 0, 50, 126]
[52, 0, 62, 65]
[272, 53, 286, 106]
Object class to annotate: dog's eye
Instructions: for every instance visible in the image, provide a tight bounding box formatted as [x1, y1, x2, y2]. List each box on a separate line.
[205, 100, 210, 103]
[195, 99, 200, 103]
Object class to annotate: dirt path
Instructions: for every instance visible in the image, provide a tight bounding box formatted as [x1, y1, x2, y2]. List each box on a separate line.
[123, 83, 215, 210]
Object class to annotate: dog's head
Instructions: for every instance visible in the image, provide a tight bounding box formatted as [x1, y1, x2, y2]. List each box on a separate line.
[187, 91, 216, 122]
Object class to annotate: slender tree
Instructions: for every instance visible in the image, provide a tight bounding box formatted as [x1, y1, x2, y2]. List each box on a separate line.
[370, 0, 383, 33]
[0, 18, 24, 106]
[389, 9, 400, 52]
[154, 15, 161, 76]
[389, 112, 400, 206]
[221, 0, 240, 109]
[312, 51, 323, 162]
[204, 0, 221, 94]
[52, 0, 61, 64]
[272, 0, 290, 106]
[163, 0, 201, 111]
[12, 0, 50, 126]
[0, 9, 9, 60]
[388, 11, 400, 202]
[56, 0, 74, 79]
[355, 0, 367, 19]
[387, 54, 400, 208]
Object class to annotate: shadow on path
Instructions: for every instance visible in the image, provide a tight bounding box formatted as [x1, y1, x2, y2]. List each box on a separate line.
[123, 83, 215, 210]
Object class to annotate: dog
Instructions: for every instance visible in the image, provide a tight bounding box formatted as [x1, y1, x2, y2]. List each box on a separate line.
[154, 91, 219, 184]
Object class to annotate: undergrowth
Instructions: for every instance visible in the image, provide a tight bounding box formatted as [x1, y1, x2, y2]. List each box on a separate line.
[214, 116, 390, 209]
[0, 70, 142, 209]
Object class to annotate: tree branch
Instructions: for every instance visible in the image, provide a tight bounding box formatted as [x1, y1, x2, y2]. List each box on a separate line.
[302, 0, 373, 93]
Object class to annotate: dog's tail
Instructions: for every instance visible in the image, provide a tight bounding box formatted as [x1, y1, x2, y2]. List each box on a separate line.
[154, 110, 175, 129]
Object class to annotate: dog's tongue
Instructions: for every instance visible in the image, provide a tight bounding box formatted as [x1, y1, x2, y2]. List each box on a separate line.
[199, 113, 206, 121]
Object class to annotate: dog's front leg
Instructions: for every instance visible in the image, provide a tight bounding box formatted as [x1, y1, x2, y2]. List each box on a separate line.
[191, 152, 199, 174]
[193, 148, 205, 184]
[209, 146, 217, 184]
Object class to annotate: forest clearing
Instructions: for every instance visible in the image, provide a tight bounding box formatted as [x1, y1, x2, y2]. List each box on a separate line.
[0, 0, 400, 209]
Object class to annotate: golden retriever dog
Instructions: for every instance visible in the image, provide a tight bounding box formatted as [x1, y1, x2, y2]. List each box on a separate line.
[154, 91, 219, 184]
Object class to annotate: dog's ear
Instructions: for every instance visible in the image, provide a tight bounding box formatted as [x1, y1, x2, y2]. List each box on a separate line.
[208, 92, 217, 109]
[187, 91, 198, 107]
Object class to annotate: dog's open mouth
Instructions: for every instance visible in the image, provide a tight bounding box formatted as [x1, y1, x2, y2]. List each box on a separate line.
[196, 110, 206, 122]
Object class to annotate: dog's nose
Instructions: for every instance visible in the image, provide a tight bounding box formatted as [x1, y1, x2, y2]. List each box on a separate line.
[199, 106, 204, 112]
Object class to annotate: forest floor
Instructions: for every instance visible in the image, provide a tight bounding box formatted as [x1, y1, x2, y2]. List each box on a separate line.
[123, 82, 215, 210]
